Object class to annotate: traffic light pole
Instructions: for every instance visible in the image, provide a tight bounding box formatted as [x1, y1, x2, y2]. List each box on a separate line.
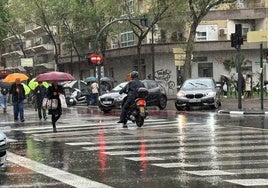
[260, 43, 264, 109]
[237, 45, 242, 109]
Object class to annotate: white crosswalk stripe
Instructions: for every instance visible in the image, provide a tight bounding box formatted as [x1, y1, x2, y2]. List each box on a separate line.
[15, 116, 268, 187]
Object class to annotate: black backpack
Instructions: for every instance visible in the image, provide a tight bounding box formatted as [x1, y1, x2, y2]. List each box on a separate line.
[1, 88, 8, 95]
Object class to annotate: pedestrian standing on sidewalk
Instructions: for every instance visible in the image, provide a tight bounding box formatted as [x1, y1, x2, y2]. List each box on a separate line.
[0, 87, 9, 113]
[34, 81, 47, 120]
[91, 81, 99, 105]
[245, 74, 252, 98]
[47, 81, 64, 133]
[10, 78, 26, 122]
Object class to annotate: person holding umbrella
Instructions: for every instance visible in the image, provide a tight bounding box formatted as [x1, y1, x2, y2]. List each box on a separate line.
[10, 78, 26, 122]
[46, 81, 64, 133]
[34, 81, 47, 120]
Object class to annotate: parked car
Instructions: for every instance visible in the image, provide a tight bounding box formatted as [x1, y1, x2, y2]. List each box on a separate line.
[98, 79, 167, 113]
[175, 77, 221, 110]
[0, 131, 8, 166]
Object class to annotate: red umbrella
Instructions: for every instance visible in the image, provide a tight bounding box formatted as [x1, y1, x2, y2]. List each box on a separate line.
[36, 71, 75, 82]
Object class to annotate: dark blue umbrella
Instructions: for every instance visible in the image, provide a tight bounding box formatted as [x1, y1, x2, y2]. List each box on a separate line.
[100, 77, 116, 83]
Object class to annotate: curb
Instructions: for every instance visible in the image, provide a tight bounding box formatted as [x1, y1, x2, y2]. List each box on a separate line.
[218, 110, 268, 115]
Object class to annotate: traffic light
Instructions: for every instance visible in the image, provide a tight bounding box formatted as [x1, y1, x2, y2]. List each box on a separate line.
[140, 16, 148, 27]
[231, 24, 244, 48]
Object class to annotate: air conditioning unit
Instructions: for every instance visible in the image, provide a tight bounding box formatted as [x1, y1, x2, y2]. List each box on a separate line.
[219, 28, 227, 36]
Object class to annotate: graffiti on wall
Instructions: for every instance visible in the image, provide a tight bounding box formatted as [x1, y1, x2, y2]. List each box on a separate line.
[154, 69, 175, 90]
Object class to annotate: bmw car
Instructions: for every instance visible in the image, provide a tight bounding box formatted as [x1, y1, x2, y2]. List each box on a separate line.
[175, 77, 221, 110]
[98, 80, 167, 113]
[0, 131, 8, 166]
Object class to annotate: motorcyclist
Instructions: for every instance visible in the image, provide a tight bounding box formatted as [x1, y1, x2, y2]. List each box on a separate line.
[117, 71, 145, 128]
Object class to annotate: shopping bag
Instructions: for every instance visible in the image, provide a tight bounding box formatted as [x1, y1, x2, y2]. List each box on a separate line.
[59, 94, 67, 108]
[42, 97, 58, 110]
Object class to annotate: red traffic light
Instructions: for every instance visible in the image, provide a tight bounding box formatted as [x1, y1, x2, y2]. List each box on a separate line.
[89, 53, 103, 64]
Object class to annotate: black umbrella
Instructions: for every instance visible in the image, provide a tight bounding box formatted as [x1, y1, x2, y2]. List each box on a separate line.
[0, 81, 12, 89]
[100, 77, 116, 83]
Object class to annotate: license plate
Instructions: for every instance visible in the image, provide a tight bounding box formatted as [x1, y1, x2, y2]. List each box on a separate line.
[103, 101, 112, 104]
[189, 99, 201, 103]
[139, 107, 145, 113]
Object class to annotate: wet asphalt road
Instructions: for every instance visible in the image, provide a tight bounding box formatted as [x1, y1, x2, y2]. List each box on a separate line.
[1, 100, 268, 188]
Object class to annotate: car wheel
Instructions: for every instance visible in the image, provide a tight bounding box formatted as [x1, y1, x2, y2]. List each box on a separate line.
[175, 104, 189, 111]
[210, 100, 220, 109]
[158, 95, 167, 110]
[102, 109, 112, 113]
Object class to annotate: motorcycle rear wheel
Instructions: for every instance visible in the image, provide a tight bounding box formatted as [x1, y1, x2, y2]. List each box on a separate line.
[135, 116, 144, 127]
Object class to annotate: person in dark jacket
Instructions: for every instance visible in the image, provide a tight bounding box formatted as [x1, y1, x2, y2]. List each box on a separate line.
[34, 81, 47, 120]
[117, 71, 145, 128]
[10, 78, 26, 122]
[46, 81, 64, 132]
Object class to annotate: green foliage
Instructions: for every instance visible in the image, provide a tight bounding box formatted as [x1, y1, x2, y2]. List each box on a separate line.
[0, 0, 9, 46]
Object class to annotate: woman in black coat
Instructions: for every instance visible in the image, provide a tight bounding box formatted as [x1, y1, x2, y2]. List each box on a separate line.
[46, 81, 64, 132]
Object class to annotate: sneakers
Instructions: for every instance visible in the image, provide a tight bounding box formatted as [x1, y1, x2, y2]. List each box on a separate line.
[117, 120, 124, 123]
[122, 124, 128, 128]
[21, 119, 25, 122]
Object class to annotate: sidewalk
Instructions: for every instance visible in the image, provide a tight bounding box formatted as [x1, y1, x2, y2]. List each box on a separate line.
[218, 96, 268, 115]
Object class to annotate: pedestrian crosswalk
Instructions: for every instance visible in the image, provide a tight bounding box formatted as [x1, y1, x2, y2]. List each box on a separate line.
[9, 114, 268, 187]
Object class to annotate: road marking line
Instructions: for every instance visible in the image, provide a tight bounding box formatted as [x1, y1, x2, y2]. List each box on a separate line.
[184, 170, 236, 176]
[7, 152, 113, 188]
[225, 179, 268, 186]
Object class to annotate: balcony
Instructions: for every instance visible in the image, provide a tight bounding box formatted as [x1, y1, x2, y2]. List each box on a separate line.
[204, 8, 268, 21]
[32, 44, 54, 53]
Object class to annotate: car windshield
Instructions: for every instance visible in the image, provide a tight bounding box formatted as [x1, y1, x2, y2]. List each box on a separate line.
[183, 79, 213, 89]
[111, 82, 128, 92]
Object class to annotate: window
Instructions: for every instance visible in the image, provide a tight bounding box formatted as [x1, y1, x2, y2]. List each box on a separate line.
[120, 31, 134, 47]
[198, 63, 213, 77]
[196, 25, 218, 41]
[121, 0, 134, 15]
[196, 32, 207, 41]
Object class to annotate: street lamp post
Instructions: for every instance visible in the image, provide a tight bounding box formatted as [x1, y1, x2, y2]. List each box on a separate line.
[92, 17, 148, 92]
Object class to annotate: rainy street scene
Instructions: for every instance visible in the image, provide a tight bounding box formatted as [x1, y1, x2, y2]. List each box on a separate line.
[1, 98, 268, 188]
[1, 0, 268, 187]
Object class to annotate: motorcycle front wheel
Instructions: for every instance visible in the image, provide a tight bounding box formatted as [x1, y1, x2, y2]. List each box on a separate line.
[135, 116, 144, 127]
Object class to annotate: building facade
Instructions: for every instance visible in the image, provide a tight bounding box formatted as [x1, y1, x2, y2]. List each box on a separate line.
[1, 0, 268, 97]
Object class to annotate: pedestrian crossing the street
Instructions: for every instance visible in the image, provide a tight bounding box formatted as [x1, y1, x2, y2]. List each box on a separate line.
[8, 114, 268, 187]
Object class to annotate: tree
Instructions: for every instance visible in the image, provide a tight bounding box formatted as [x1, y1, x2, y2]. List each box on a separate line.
[0, 0, 9, 47]
[180, 0, 237, 79]
[121, 0, 178, 79]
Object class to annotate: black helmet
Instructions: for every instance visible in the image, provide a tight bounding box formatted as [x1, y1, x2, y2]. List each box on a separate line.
[130, 71, 139, 79]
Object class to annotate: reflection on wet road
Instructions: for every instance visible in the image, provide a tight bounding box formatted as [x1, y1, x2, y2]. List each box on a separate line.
[1, 105, 268, 187]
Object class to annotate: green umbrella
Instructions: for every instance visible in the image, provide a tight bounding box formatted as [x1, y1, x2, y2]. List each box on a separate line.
[84, 76, 97, 83]
[28, 78, 50, 90]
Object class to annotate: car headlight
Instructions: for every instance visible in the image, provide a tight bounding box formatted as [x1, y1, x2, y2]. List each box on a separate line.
[0, 138, 6, 146]
[207, 91, 216, 97]
[177, 91, 186, 98]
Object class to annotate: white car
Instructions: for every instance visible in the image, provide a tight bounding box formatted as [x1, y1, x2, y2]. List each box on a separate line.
[175, 77, 222, 110]
[0, 131, 8, 166]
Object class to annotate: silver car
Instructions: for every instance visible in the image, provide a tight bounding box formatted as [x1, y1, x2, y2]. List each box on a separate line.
[0, 131, 8, 166]
[175, 77, 221, 110]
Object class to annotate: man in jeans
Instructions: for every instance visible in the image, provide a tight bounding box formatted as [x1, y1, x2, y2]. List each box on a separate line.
[34, 81, 47, 120]
[10, 78, 26, 122]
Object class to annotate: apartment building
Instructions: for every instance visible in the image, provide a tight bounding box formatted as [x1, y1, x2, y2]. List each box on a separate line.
[1, 0, 268, 96]
[104, 0, 268, 96]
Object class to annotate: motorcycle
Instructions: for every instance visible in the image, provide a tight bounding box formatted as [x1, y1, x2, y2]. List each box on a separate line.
[125, 87, 149, 127]
[64, 87, 87, 106]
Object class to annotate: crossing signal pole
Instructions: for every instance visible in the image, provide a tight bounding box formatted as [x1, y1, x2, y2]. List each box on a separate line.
[231, 24, 243, 109]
